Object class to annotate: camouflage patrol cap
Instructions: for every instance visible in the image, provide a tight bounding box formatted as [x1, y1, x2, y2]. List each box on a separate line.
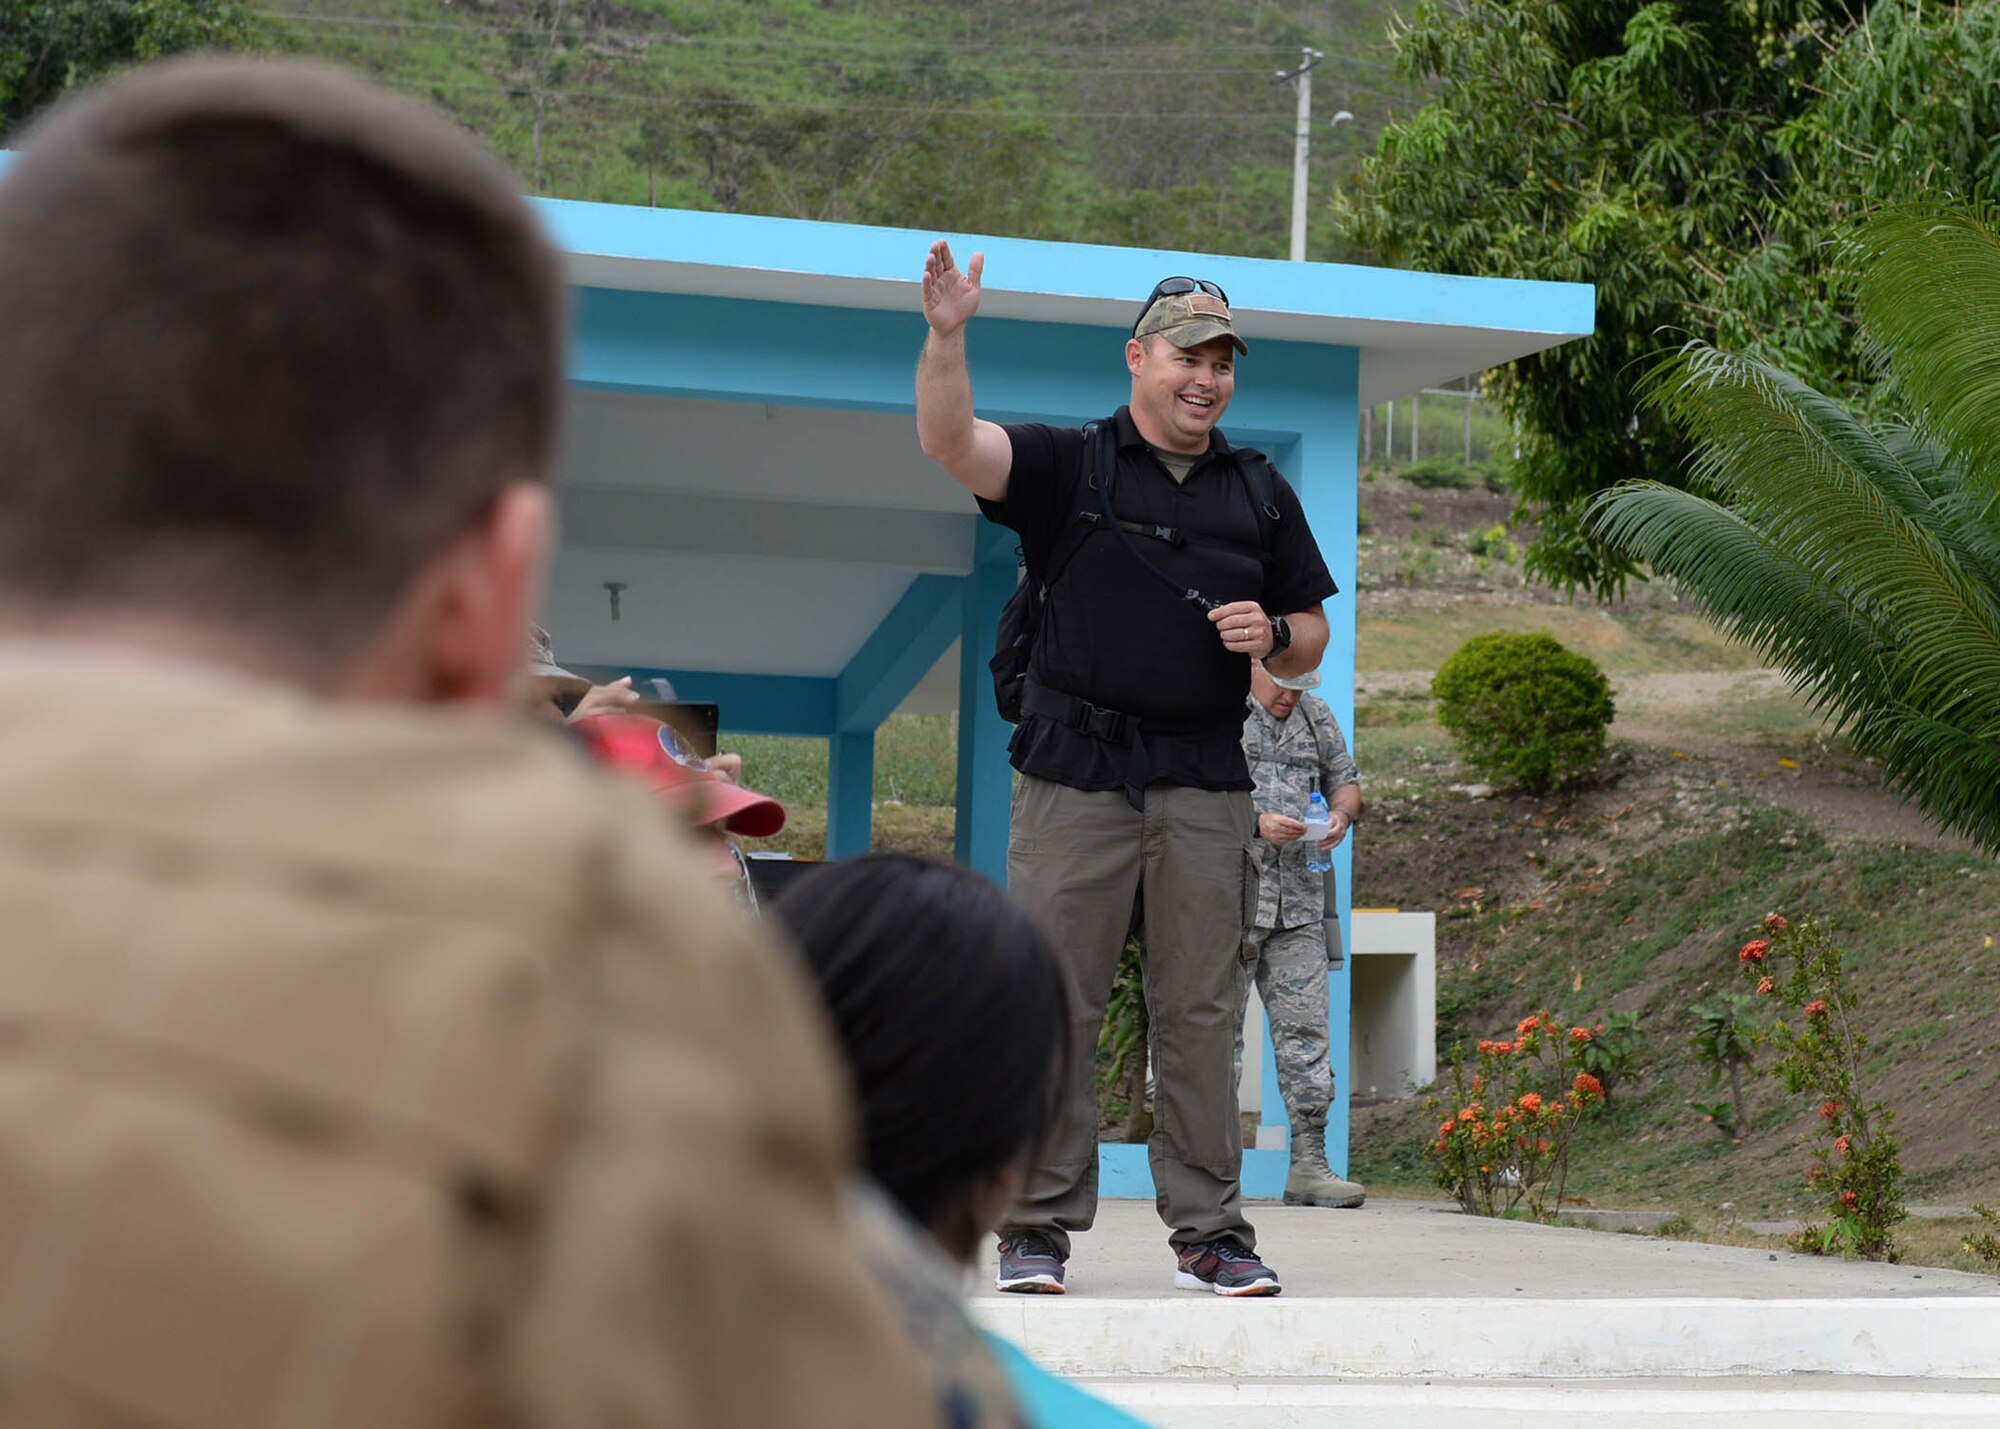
[1133, 288, 1249, 355]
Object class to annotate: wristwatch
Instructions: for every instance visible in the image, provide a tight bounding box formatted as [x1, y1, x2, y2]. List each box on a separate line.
[1268, 615, 1292, 654]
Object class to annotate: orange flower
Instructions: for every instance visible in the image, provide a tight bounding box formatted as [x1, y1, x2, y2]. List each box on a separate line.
[1594, 1023, 1607, 1034]
[1764, 912, 1788, 932]
[1517, 1015, 1539, 1036]
[1517, 1092, 1544, 1114]
[1459, 1106, 1481, 1122]
[1572, 1072, 1605, 1102]
[1834, 1134, 1852, 1155]
[1549, 1099, 1567, 1117]
[1537, 1137, 1550, 1152]
[1804, 1000, 1828, 1018]
[1756, 976, 1775, 996]
[1819, 1101, 1840, 1121]
[1739, 938, 1770, 963]
[1570, 1027, 1591, 1043]
[1840, 1189, 1859, 1209]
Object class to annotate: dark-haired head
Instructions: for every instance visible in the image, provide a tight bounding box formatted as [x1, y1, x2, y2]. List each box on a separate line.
[772, 855, 1066, 1263]
[0, 58, 564, 695]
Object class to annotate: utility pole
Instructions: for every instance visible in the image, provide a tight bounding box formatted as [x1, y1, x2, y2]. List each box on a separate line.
[1279, 47, 1323, 263]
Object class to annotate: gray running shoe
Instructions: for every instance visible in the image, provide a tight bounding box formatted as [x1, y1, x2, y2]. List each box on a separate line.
[995, 1231, 1066, 1294]
[1174, 1238, 1281, 1297]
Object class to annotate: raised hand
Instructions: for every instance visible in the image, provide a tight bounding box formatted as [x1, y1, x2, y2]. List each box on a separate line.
[922, 239, 984, 336]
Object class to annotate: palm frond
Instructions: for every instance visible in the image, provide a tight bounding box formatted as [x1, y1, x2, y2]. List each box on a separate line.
[1844, 201, 2000, 514]
[1592, 481, 2000, 850]
[1587, 481, 1901, 732]
[1855, 710, 2000, 854]
[1636, 342, 2000, 733]
[1876, 421, 2000, 592]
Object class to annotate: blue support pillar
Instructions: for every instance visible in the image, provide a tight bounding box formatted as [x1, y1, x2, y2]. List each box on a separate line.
[827, 730, 876, 860]
[1288, 365, 1363, 1181]
[826, 573, 963, 863]
[955, 524, 1018, 882]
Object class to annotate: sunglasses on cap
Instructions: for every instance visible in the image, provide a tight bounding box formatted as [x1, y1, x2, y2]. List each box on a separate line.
[654, 722, 710, 773]
[1133, 276, 1230, 332]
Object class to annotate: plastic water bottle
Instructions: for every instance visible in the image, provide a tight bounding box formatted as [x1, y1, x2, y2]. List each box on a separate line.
[1302, 792, 1334, 873]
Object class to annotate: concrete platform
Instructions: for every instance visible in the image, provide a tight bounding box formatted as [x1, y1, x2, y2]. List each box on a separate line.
[967, 1200, 2000, 1425]
[1077, 1375, 2000, 1427]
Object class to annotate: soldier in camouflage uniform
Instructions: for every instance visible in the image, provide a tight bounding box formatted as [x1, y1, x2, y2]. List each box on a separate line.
[1239, 660, 1367, 1208]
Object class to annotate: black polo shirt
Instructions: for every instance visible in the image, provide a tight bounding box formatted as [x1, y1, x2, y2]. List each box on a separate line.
[977, 406, 1337, 792]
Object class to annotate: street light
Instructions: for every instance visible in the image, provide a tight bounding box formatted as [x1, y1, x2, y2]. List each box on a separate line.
[1279, 45, 1357, 263]
[1278, 47, 1324, 262]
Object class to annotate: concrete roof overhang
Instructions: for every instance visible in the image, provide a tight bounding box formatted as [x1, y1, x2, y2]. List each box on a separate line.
[532, 200, 1594, 721]
[0, 142, 1594, 725]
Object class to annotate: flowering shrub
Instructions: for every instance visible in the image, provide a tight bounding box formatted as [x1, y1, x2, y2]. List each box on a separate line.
[1426, 1011, 1607, 1219]
[1573, 1009, 1644, 1104]
[1739, 912, 1907, 1261]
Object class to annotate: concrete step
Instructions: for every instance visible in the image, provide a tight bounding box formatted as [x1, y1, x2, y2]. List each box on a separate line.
[971, 1202, 2000, 1422]
[973, 1294, 2000, 1380]
[1079, 1375, 2000, 1428]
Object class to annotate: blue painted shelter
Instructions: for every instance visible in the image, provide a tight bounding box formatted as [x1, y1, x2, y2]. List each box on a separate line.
[535, 198, 1592, 1196]
[0, 133, 1594, 1189]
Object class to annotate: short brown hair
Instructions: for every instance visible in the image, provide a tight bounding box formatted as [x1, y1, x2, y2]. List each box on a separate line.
[0, 58, 566, 660]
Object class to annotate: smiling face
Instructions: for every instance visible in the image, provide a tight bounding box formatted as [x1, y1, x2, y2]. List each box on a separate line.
[1125, 334, 1236, 453]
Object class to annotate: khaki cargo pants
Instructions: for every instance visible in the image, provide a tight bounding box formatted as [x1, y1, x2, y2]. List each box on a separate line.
[1001, 774, 1256, 1257]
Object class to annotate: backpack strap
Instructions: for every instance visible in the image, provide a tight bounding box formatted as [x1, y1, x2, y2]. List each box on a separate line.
[1232, 445, 1284, 566]
[1021, 419, 1117, 593]
[1082, 421, 1223, 612]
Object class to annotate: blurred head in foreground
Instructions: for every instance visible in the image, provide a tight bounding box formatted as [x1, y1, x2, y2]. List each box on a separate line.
[771, 856, 1068, 1263]
[0, 57, 566, 702]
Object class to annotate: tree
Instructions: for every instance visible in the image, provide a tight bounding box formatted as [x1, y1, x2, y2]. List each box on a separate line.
[1, 0, 261, 138]
[1589, 200, 2000, 854]
[1714, 1, 2000, 396]
[1340, 0, 1861, 595]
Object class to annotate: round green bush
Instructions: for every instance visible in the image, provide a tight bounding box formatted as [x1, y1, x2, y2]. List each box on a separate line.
[1431, 632, 1615, 793]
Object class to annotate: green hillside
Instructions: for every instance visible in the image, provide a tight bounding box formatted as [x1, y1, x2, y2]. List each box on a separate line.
[268, 0, 1413, 258]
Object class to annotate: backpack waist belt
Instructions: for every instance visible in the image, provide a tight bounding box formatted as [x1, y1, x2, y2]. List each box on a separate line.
[1022, 677, 1242, 812]
[1022, 678, 1134, 746]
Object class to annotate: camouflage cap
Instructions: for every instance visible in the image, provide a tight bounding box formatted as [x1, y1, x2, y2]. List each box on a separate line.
[1133, 289, 1248, 355]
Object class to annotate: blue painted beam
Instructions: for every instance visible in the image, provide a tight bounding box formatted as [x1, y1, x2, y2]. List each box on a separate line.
[835, 574, 963, 733]
[605, 667, 836, 738]
[955, 525, 1019, 882]
[827, 730, 876, 859]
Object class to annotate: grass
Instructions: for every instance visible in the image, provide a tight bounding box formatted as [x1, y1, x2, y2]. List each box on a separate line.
[721, 713, 962, 860]
[1357, 604, 1764, 676]
[719, 712, 959, 811]
[1350, 797, 2000, 1261]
